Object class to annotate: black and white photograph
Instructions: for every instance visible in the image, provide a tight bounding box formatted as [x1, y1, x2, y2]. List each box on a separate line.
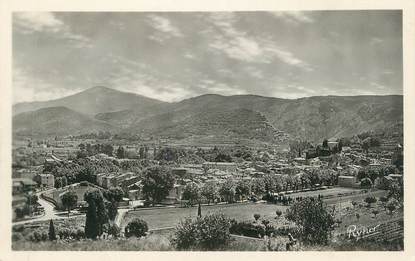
[9, 10, 405, 251]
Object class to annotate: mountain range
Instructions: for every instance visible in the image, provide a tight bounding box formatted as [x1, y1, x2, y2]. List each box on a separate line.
[12, 86, 403, 143]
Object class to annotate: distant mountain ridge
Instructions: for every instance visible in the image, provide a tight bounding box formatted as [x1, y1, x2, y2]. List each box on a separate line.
[13, 86, 168, 116]
[13, 106, 117, 136]
[12, 87, 403, 143]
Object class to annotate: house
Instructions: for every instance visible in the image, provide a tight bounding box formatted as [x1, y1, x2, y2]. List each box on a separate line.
[388, 174, 403, 182]
[12, 195, 27, 207]
[128, 189, 141, 200]
[37, 173, 55, 188]
[341, 146, 352, 153]
[293, 157, 307, 165]
[12, 178, 37, 194]
[338, 176, 358, 188]
[172, 168, 187, 178]
[327, 141, 339, 150]
[44, 154, 63, 168]
[202, 162, 237, 172]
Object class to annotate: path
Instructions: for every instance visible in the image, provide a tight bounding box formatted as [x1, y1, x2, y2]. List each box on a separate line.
[13, 189, 82, 225]
[114, 208, 130, 228]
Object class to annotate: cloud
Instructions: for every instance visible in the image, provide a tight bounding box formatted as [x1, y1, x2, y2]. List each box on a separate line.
[14, 12, 92, 48]
[269, 11, 314, 24]
[207, 13, 312, 71]
[146, 14, 183, 43]
[13, 66, 82, 103]
[14, 12, 63, 32]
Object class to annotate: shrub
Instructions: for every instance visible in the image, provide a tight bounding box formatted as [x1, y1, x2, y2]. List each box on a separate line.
[285, 198, 334, 245]
[58, 228, 71, 239]
[197, 214, 232, 250]
[174, 213, 231, 250]
[71, 228, 85, 240]
[106, 223, 121, 238]
[364, 196, 377, 206]
[174, 217, 200, 249]
[29, 230, 48, 242]
[125, 218, 148, 238]
[386, 199, 399, 214]
[230, 221, 266, 238]
[360, 178, 373, 189]
[273, 226, 301, 237]
[12, 232, 24, 242]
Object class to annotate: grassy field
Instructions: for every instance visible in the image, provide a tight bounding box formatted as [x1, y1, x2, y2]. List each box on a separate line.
[123, 202, 288, 230]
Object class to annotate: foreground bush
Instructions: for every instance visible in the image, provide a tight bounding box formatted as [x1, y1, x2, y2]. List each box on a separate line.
[125, 219, 148, 238]
[230, 221, 266, 238]
[285, 198, 334, 245]
[174, 213, 231, 250]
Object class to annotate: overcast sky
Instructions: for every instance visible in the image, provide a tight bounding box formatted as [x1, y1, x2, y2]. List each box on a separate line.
[13, 11, 402, 103]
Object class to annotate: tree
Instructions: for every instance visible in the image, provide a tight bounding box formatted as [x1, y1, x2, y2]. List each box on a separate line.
[84, 190, 108, 238]
[182, 182, 200, 206]
[285, 198, 335, 245]
[125, 218, 148, 238]
[219, 180, 236, 203]
[360, 178, 373, 189]
[48, 219, 56, 240]
[276, 210, 283, 218]
[116, 146, 126, 159]
[174, 213, 231, 250]
[55, 177, 62, 188]
[61, 191, 78, 217]
[386, 199, 399, 214]
[84, 199, 99, 239]
[142, 166, 175, 206]
[61, 176, 68, 187]
[26, 193, 39, 215]
[263, 174, 277, 193]
[201, 182, 219, 205]
[106, 200, 118, 221]
[364, 196, 377, 207]
[214, 153, 233, 162]
[235, 180, 251, 201]
[253, 213, 261, 222]
[104, 187, 124, 221]
[372, 210, 379, 218]
[250, 178, 265, 196]
[102, 144, 114, 156]
[105, 187, 124, 202]
[351, 201, 358, 209]
[388, 180, 403, 201]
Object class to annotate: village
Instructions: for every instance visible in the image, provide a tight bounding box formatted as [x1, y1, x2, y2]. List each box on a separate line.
[11, 129, 404, 250]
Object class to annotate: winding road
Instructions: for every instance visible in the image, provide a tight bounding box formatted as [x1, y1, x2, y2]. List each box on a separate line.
[13, 189, 79, 225]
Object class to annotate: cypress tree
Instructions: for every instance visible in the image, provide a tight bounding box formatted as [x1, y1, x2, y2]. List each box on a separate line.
[198, 203, 202, 217]
[85, 199, 99, 239]
[48, 219, 56, 240]
[96, 196, 109, 236]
